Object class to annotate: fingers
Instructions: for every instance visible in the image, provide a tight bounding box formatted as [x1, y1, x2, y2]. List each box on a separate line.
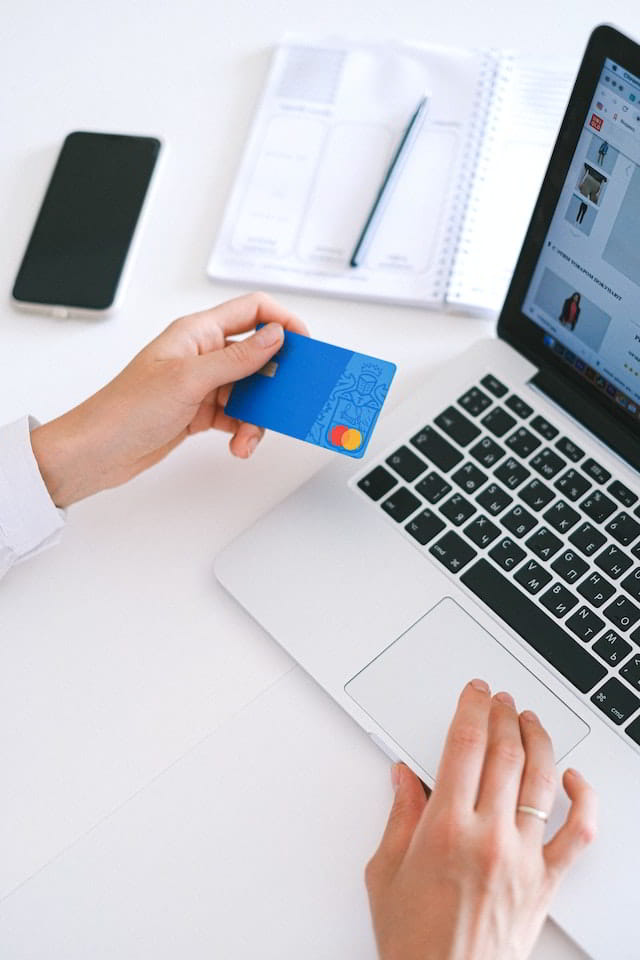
[515, 710, 557, 840]
[475, 692, 525, 819]
[229, 422, 265, 459]
[431, 679, 491, 814]
[193, 321, 286, 395]
[543, 768, 597, 879]
[367, 763, 427, 883]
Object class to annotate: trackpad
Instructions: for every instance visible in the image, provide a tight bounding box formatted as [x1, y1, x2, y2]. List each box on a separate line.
[345, 597, 589, 780]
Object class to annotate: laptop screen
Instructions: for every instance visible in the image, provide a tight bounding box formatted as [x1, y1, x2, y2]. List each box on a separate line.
[521, 56, 640, 423]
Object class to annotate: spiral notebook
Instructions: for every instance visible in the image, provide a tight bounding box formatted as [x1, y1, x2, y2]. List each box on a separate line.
[207, 37, 573, 314]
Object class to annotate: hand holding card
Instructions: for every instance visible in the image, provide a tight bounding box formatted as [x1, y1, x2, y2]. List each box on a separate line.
[225, 329, 396, 458]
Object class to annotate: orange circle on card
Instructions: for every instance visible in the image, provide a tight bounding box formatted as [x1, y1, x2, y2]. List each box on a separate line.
[330, 424, 348, 446]
[341, 428, 362, 451]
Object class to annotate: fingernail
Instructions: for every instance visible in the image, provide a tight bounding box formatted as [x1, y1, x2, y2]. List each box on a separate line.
[247, 436, 259, 457]
[470, 678, 489, 692]
[565, 767, 580, 779]
[256, 322, 283, 348]
[495, 691, 516, 708]
[521, 709, 539, 724]
[391, 763, 402, 790]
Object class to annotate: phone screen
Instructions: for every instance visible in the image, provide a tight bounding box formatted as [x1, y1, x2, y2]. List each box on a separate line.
[12, 132, 161, 311]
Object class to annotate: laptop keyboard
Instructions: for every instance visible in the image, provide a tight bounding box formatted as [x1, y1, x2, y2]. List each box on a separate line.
[355, 372, 640, 746]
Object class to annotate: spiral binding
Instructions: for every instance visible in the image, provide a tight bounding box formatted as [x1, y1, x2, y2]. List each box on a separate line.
[444, 51, 515, 304]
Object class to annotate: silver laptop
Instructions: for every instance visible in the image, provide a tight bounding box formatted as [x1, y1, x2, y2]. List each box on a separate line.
[216, 24, 640, 959]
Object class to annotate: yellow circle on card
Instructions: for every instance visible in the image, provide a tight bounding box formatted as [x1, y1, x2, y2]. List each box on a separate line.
[341, 428, 362, 451]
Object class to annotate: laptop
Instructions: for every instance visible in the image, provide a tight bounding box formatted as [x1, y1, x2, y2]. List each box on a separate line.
[216, 24, 640, 959]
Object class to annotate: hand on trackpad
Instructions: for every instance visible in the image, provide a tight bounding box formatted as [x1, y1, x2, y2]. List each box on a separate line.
[345, 597, 589, 781]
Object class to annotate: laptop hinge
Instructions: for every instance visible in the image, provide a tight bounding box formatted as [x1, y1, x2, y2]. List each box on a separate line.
[531, 368, 640, 474]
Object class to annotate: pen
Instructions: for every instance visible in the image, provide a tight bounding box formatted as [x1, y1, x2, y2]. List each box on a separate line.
[349, 94, 430, 268]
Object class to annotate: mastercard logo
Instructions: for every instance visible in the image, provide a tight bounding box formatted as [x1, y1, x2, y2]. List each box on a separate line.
[329, 424, 362, 451]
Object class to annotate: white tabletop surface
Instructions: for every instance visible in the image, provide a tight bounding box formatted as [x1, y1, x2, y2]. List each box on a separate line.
[2, 1, 637, 957]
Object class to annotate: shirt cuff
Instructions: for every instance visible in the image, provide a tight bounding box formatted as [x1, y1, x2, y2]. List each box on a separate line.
[0, 416, 66, 564]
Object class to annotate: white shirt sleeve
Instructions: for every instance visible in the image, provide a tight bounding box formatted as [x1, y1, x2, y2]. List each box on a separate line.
[0, 417, 66, 580]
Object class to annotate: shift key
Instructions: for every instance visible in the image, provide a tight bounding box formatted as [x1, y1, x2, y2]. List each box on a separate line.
[410, 426, 463, 472]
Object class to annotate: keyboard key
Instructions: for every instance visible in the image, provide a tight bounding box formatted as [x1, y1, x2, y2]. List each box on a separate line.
[555, 436, 584, 462]
[540, 583, 579, 618]
[569, 522, 606, 557]
[434, 406, 481, 447]
[458, 387, 492, 417]
[633, 542, 640, 561]
[620, 653, 640, 690]
[358, 466, 396, 501]
[451, 462, 488, 495]
[632, 625, 640, 645]
[464, 515, 501, 549]
[626, 714, 640, 745]
[530, 415, 558, 440]
[606, 512, 640, 548]
[591, 678, 640, 725]
[488, 537, 526, 571]
[415, 471, 452, 504]
[526, 526, 563, 561]
[386, 446, 427, 482]
[439, 493, 476, 526]
[381, 488, 421, 522]
[621, 567, 640, 602]
[595, 544, 633, 580]
[609, 480, 638, 509]
[429, 531, 477, 573]
[480, 373, 508, 398]
[519, 478, 555, 512]
[501, 504, 537, 538]
[514, 559, 552, 594]
[494, 457, 530, 490]
[461, 560, 606, 693]
[543, 500, 581, 534]
[410, 426, 463, 472]
[551, 550, 589, 585]
[566, 606, 605, 642]
[604, 595, 640, 632]
[469, 436, 505, 469]
[554, 468, 591, 502]
[481, 407, 517, 438]
[530, 448, 566, 480]
[593, 629, 632, 666]
[505, 428, 541, 458]
[476, 483, 513, 516]
[578, 572, 616, 607]
[582, 458, 611, 484]
[505, 394, 534, 418]
[405, 509, 446, 546]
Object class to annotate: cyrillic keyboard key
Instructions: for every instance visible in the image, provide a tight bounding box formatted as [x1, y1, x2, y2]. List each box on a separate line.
[514, 559, 552, 595]
[620, 653, 640, 690]
[469, 436, 505, 469]
[505, 394, 534, 418]
[526, 526, 563, 561]
[452, 462, 488, 495]
[381, 487, 421, 522]
[434, 406, 481, 446]
[481, 407, 516, 438]
[386, 446, 427, 482]
[439, 492, 476, 526]
[405, 509, 446, 546]
[543, 500, 580, 534]
[411, 426, 463, 472]
[506, 428, 541, 458]
[551, 549, 589, 585]
[460, 560, 606, 693]
[530, 448, 566, 480]
[593, 629, 632, 667]
[604, 595, 640, 632]
[415, 471, 452, 504]
[458, 387, 492, 417]
[591, 678, 640, 725]
[464, 515, 501, 549]
[540, 582, 579, 619]
[501, 504, 537, 538]
[566, 606, 605, 642]
[519, 478, 554, 512]
[621, 567, 640, 603]
[581, 490, 617, 524]
[554, 468, 591, 502]
[606, 512, 640, 548]
[530, 415, 558, 440]
[488, 537, 526, 571]
[625, 713, 640, 745]
[556, 436, 584, 462]
[595, 544, 633, 579]
[609, 480, 638, 509]
[494, 457, 530, 490]
[480, 374, 508, 398]
[578, 572, 615, 607]
[476, 483, 513, 516]
[569, 522, 606, 557]
[358, 466, 396, 501]
[429, 531, 477, 573]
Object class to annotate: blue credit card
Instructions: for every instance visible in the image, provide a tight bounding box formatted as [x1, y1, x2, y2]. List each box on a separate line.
[225, 329, 396, 458]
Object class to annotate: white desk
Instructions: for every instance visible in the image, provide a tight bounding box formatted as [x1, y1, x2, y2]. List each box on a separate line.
[1, 1, 636, 956]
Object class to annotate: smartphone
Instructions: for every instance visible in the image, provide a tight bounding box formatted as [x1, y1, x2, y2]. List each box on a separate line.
[12, 131, 162, 318]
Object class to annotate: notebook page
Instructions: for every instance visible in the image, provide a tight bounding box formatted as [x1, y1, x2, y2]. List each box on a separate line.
[447, 56, 574, 314]
[207, 38, 494, 307]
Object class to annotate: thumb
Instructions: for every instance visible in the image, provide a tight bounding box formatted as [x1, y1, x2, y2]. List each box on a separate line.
[196, 322, 284, 391]
[376, 763, 428, 872]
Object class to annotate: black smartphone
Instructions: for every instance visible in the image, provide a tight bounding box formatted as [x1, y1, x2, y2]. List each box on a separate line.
[12, 131, 162, 317]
